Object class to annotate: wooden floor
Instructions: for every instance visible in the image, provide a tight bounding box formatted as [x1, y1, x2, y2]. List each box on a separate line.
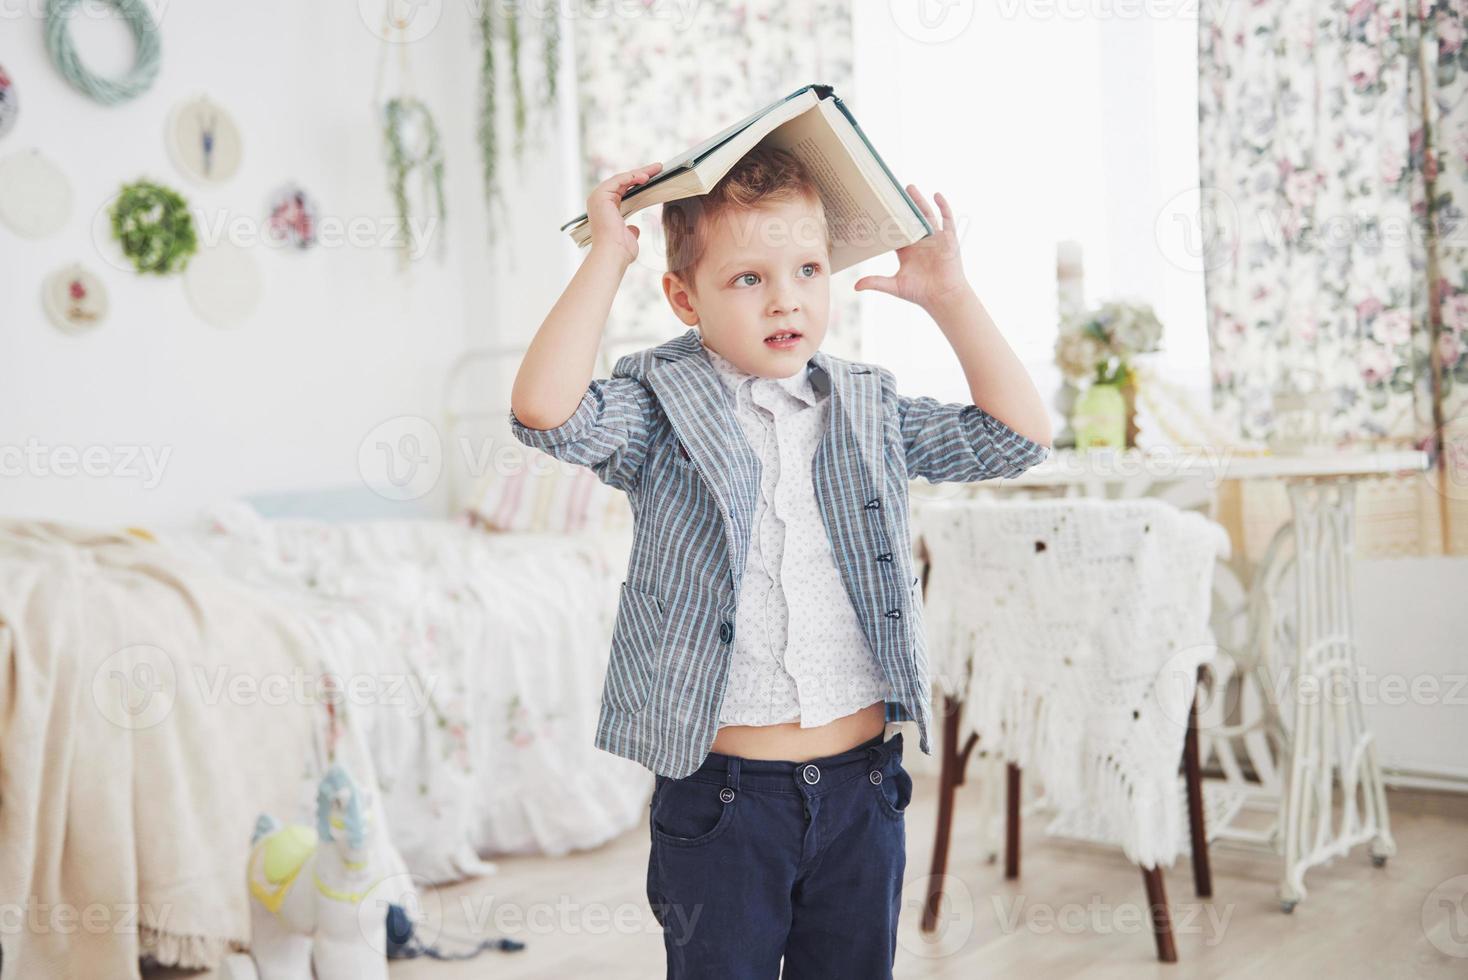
[384, 774, 1468, 974]
[158, 775, 1468, 979]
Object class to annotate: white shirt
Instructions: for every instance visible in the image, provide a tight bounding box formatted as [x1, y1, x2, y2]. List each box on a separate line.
[701, 341, 892, 729]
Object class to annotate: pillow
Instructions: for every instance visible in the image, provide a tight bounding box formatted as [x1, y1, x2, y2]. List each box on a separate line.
[465, 446, 630, 533]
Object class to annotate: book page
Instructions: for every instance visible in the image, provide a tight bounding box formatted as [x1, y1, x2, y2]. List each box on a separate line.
[563, 88, 822, 239]
[762, 102, 924, 272]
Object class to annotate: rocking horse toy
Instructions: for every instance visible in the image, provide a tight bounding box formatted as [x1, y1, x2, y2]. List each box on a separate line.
[220, 764, 389, 980]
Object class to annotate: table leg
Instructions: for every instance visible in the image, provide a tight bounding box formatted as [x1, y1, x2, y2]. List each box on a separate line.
[1277, 478, 1396, 912]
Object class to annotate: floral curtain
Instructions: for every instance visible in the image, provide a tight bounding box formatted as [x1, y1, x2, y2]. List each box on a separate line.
[1199, 0, 1468, 555]
[572, 1, 859, 360]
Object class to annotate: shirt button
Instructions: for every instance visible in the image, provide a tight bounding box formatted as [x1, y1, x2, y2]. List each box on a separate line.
[864, 497, 881, 510]
[719, 621, 734, 643]
[885, 609, 902, 620]
[876, 552, 893, 562]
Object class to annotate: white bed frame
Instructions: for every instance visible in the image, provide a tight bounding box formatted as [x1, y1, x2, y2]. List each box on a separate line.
[442, 333, 672, 513]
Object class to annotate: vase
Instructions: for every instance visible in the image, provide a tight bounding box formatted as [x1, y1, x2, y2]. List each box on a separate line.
[1072, 382, 1126, 450]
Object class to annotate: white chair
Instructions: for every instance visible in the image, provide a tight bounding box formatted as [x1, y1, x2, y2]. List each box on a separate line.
[913, 496, 1231, 963]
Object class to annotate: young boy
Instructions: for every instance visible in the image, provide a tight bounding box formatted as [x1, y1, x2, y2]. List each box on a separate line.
[509, 146, 1051, 977]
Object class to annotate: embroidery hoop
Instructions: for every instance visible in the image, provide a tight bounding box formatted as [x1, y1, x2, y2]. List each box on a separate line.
[41, 262, 109, 334]
[265, 182, 320, 251]
[166, 94, 242, 185]
[184, 239, 262, 328]
[0, 149, 72, 238]
[0, 63, 18, 140]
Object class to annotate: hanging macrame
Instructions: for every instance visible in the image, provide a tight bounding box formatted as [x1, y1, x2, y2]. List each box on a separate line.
[45, 0, 161, 105]
[371, 3, 448, 270]
[383, 97, 446, 267]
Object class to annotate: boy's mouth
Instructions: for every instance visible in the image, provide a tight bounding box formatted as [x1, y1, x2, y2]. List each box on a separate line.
[764, 330, 803, 349]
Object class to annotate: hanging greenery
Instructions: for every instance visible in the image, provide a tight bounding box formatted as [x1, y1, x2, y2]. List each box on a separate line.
[477, 3, 499, 219]
[382, 96, 446, 268]
[477, 0, 561, 239]
[543, 1, 559, 105]
[109, 179, 196, 275]
[507, 0, 526, 155]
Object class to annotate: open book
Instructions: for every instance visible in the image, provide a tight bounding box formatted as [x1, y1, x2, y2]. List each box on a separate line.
[560, 83, 932, 273]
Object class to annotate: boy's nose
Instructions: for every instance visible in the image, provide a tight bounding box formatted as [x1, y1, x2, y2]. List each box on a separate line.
[768, 295, 799, 316]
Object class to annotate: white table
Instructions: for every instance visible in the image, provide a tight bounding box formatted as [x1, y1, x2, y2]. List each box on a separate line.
[913, 446, 1431, 911]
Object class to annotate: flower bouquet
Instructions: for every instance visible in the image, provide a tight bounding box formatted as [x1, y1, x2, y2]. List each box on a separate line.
[1054, 300, 1163, 449]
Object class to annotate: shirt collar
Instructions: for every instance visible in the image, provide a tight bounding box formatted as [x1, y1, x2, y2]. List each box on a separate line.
[700, 339, 821, 408]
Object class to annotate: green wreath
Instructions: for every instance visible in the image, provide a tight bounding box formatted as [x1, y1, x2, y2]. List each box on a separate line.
[110, 179, 197, 275]
[46, 0, 162, 105]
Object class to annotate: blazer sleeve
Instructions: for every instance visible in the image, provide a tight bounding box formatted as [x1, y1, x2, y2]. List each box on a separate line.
[879, 366, 1051, 483]
[508, 375, 656, 494]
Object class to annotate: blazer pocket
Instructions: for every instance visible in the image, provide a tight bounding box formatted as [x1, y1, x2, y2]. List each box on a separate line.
[669, 437, 697, 470]
[605, 582, 665, 713]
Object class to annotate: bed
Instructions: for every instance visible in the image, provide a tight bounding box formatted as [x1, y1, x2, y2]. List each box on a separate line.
[0, 335, 664, 978]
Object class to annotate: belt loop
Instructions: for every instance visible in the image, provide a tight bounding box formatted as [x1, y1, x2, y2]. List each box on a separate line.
[727, 755, 741, 792]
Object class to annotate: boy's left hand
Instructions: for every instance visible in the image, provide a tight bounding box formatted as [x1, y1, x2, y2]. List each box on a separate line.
[854, 185, 971, 313]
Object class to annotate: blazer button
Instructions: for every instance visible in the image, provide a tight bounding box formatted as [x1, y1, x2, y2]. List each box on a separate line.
[719, 621, 734, 643]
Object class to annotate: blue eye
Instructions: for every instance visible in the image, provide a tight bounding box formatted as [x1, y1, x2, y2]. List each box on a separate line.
[733, 273, 759, 287]
[798, 263, 821, 278]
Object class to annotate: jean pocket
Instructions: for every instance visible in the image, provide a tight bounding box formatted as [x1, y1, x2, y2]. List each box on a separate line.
[871, 757, 913, 820]
[605, 582, 665, 713]
[651, 778, 737, 848]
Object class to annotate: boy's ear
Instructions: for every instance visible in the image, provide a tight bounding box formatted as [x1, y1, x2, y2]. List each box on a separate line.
[662, 271, 700, 327]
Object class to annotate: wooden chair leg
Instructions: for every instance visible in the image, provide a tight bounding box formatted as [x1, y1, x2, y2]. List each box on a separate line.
[922, 697, 962, 933]
[1141, 865, 1178, 963]
[1004, 763, 1021, 880]
[1184, 665, 1213, 899]
[922, 696, 982, 933]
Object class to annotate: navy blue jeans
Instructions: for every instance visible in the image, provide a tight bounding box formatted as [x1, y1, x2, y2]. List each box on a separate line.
[645, 730, 912, 978]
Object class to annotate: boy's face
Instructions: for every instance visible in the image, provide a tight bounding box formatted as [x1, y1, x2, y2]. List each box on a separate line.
[661, 195, 831, 378]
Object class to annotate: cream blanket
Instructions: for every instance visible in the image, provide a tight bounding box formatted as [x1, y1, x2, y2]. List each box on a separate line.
[0, 520, 412, 980]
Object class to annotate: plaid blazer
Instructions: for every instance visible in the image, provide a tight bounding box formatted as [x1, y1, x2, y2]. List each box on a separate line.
[509, 327, 1050, 778]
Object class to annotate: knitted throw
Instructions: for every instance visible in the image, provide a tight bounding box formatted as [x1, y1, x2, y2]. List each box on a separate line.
[916, 496, 1230, 868]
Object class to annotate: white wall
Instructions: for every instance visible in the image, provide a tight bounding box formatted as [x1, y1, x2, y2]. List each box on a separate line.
[0, 0, 577, 527]
[1355, 557, 1468, 785]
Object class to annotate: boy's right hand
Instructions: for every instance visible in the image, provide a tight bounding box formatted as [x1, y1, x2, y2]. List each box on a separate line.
[587, 162, 662, 266]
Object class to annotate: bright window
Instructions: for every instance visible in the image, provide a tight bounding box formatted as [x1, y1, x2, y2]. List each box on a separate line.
[852, 3, 1208, 416]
